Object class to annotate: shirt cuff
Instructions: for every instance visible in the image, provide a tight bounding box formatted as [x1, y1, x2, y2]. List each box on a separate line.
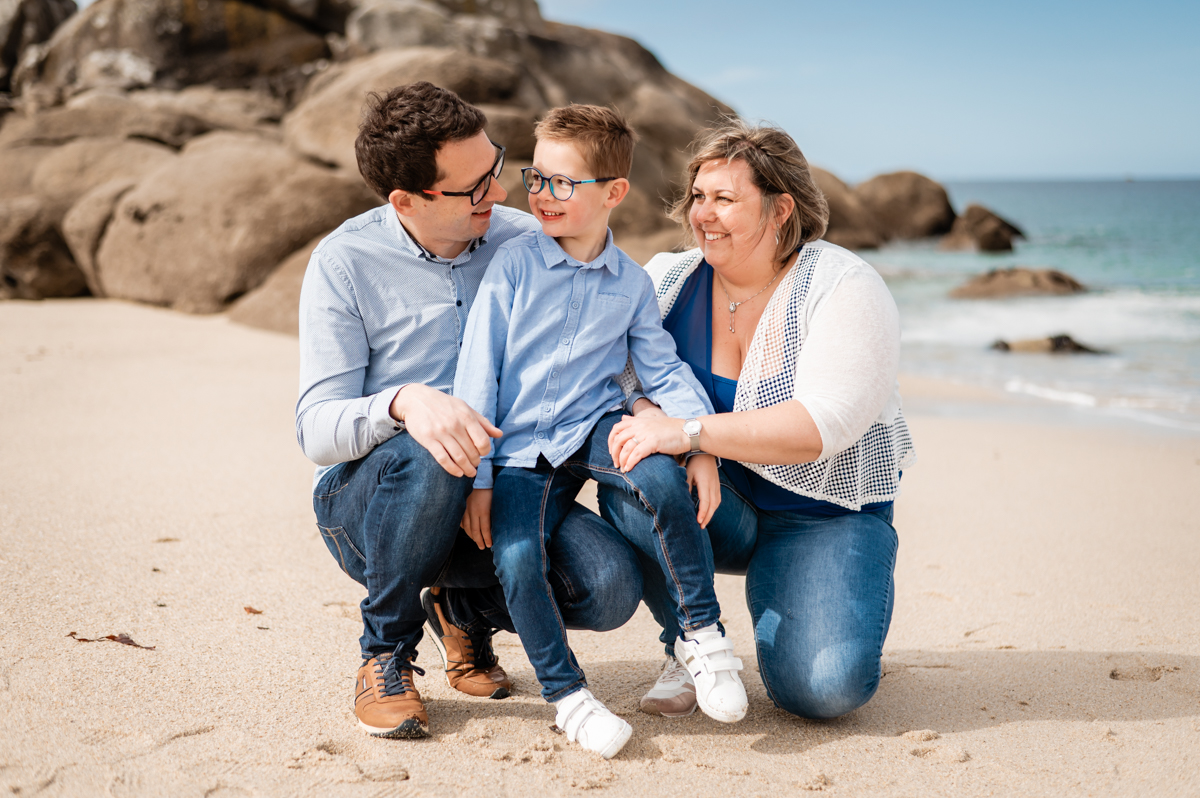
[370, 384, 408, 437]
[472, 462, 494, 490]
[624, 391, 648, 414]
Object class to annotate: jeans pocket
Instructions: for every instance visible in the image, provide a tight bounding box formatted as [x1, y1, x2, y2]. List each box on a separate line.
[319, 524, 365, 578]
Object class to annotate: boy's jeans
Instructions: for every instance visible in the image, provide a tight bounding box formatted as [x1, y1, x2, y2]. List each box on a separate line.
[313, 430, 643, 663]
[491, 411, 721, 701]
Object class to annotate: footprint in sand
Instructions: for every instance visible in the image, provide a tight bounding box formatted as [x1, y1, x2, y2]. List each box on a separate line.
[1109, 663, 1179, 682]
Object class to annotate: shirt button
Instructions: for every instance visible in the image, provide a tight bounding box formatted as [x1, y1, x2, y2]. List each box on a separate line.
[550, 372, 558, 378]
[571, 302, 579, 309]
[561, 339, 569, 345]
[537, 432, 545, 439]
[456, 300, 462, 306]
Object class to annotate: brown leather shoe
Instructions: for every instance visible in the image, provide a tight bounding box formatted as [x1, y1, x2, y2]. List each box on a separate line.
[422, 587, 512, 699]
[354, 654, 429, 738]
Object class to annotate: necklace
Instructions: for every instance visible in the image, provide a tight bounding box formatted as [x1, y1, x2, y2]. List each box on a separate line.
[716, 269, 781, 333]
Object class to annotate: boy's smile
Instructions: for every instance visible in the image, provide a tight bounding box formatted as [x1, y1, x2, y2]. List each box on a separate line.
[527, 138, 628, 263]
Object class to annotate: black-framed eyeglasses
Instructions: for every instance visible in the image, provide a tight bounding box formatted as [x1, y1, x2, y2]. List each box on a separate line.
[422, 142, 506, 206]
[521, 167, 618, 201]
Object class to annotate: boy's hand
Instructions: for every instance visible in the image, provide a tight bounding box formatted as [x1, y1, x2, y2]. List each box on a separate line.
[686, 454, 721, 528]
[462, 489, 493, 550]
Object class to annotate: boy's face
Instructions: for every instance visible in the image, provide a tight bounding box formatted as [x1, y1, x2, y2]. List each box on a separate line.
[527, 138, 623, 243]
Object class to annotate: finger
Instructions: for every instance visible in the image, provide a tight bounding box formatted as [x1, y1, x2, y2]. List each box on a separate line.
[481, 517, 493, 549]
[617, 435, 639, 470]
[608, 416, 633, 448]
[440, 435, 478, 478]
[622, 441, 652, 472]
[697, 493, 710, 527]
[429, 442, 466, 477]
[477, 414, 504, 439]
[464, 415, 496, 457]
[466, 525, 486, 550]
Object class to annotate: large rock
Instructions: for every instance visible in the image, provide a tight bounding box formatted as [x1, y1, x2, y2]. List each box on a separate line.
[345, 0, 457, 53]
[941, 203, 1024, 252]
[479, 102, 535, 160]
[60, 176, 135, 294]
[227, 231, 328, 335]
[13, 0, 329, 102]
[854, 170, 955, 240]
[812, 167, 883, 250]
[31, 134, 175, 216]
[283, 46, 525, 174]
[0, 142, 52, 198]
[0, 194, 85, 298]
[0, 89, 211, 147]
[950, 267, 1085, 299]
[991, 334, 1106, 354]
[123, 85, 286, 135]
[1, 0, 75, 92]
[95, 131, 377, 312]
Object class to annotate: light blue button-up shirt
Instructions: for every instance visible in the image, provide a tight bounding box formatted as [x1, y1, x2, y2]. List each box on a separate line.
[296, 203, 540, 489]
[453, 229, 713, 489]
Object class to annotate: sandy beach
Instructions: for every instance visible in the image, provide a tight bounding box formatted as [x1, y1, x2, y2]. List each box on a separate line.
[2, 298, 1198, 797]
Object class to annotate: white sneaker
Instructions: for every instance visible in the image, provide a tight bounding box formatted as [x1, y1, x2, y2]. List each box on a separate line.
[554, 688, 633, 759]
[639, 655, 697, 717]
[674, 627, 747, 723]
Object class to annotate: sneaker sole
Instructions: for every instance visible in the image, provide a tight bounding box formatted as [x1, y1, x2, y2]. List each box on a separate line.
[358, 717, 429, 739]
[424, 618, 510, 700]
[695, 693, 747, 724]
[639, 696, 698, 718]
[596, 721, 633, 760]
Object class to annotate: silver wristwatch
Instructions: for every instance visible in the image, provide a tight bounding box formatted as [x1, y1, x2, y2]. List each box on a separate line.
[682, 418, 702, 453]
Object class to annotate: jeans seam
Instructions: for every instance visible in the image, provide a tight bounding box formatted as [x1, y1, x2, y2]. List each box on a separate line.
[540, 466, 587, 689]
[584, 461, 695, 630]
[319, 524, 364, 571]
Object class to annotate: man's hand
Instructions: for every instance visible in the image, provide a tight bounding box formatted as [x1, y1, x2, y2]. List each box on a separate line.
[390, 383, 502, 477]
[462, 489, 493, 550]
[686, 454, 721, 528]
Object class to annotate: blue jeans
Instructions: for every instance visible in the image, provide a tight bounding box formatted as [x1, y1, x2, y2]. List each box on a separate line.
[598, 469, 898, 720]
[313, 431, 643, 661]
[492, 411, 721, 701]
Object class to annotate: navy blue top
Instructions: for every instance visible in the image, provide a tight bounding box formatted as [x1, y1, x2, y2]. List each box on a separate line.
[660, 261, 893, 516]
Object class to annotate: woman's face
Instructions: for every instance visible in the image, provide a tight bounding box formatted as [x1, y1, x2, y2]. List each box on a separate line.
[688, 158, 776, 273]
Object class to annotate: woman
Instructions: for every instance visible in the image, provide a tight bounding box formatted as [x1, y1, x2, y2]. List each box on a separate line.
[603, 120, 914, 719]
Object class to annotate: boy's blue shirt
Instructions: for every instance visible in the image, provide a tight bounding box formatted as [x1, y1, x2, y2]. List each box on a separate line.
[453, 227, 714, 489]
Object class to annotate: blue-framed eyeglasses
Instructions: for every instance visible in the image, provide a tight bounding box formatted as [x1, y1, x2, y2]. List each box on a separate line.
[521, 167, 618, 201]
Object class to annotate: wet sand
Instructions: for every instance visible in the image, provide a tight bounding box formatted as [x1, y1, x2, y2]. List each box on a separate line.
[2, 298, 1198, 797]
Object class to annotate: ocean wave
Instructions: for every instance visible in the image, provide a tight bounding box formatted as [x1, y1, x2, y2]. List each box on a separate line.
[899, 289, 1200, 347]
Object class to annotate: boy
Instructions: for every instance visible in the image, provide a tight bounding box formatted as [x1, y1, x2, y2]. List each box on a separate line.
[453, 105, 747, 759]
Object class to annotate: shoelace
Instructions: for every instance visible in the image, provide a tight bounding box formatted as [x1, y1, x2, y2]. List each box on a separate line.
[448, 629, 498, 674]
[375, 653, 426, 697]
[657, 656, 689, 685]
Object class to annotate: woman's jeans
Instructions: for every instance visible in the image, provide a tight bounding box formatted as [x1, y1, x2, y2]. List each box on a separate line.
[599, 470, 898, 720]
[313, 430, 643, 663]
[491, 411, 721, 702]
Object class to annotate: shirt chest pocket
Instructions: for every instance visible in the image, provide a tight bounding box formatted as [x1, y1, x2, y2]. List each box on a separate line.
[596, 292, 630, 306]
[581, 292, 635, 338]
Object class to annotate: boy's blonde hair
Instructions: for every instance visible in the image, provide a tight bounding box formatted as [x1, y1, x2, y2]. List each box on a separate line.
[534, 104, 639, 180]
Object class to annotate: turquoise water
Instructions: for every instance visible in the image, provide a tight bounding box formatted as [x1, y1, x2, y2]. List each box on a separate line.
[873, 180, 1200, 432]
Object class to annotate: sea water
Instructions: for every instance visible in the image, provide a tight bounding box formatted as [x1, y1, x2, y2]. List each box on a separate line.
[873, 180, 1200, 433]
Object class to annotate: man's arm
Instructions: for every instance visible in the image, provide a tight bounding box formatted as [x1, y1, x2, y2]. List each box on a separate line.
[295, 248, 498, 476]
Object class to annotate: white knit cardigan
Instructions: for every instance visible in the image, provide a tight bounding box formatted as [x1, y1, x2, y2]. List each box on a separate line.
[619, 241, 916, 510]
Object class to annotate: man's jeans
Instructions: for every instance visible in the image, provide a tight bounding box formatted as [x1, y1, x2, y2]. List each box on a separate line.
[491, 411, 720, 702]
[599, 469, 898, 720]
[313, 431, 643, 662]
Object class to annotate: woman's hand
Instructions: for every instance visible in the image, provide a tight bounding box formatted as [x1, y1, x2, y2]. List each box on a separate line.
[461, 489, 493, 550]
[686, 454, 721, 528]
[608, 414, 689, 472]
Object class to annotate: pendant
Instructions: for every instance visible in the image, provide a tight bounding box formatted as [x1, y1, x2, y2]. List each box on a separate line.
[728, 302, 737, 313]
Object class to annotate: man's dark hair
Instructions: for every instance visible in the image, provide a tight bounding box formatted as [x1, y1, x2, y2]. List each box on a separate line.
[355, 81, 488, 201]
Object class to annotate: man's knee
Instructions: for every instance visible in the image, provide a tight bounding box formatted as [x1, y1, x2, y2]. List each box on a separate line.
[762, 641, 881, 720]
[571, 554, 642, 632]
[372, 433, 471, 505]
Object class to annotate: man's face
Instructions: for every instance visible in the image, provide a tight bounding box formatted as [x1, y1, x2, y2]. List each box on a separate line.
[395, 130, 508, 258]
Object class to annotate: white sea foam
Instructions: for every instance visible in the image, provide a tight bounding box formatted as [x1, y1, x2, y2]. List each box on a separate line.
[1004, 379, 1098, 406]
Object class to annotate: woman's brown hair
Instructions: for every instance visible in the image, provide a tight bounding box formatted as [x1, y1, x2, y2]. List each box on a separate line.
[670, 119, 829, 264]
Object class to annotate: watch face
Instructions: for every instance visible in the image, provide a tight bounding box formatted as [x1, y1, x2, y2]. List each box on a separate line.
[683, 420, 701, 436]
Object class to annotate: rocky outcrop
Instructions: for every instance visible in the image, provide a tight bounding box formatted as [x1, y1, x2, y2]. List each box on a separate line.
[283, 47, 526, 176]
[854, 170, 955, 240]
[227, 231, 328, 335]
[122, 86, 286, 134]
[0, 142, 52, 198]
[31, 135, 175, 216]
[812, 167, 884, 250]
[1, 0, 74, 92]
[0, 89, 211, 147]
[61, 176, 136, 295]
[95, 132, 376, 312]
[13, 0, 329, 103]
[941, 203, 1024, 252]
[950, 267, 1085, 299]
[991, 334, 1106, 354]
[0, 194, 84, 298]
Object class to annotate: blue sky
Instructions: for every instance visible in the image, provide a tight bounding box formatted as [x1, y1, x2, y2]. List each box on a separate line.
[540, 0, 1200, 182]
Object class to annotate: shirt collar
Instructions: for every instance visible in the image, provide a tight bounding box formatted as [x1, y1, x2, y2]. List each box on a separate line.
[534, 228, 621, 275]
[387, 208, 486, 265]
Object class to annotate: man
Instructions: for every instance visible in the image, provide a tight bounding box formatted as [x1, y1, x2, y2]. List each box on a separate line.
[296, 82, 643, 739]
